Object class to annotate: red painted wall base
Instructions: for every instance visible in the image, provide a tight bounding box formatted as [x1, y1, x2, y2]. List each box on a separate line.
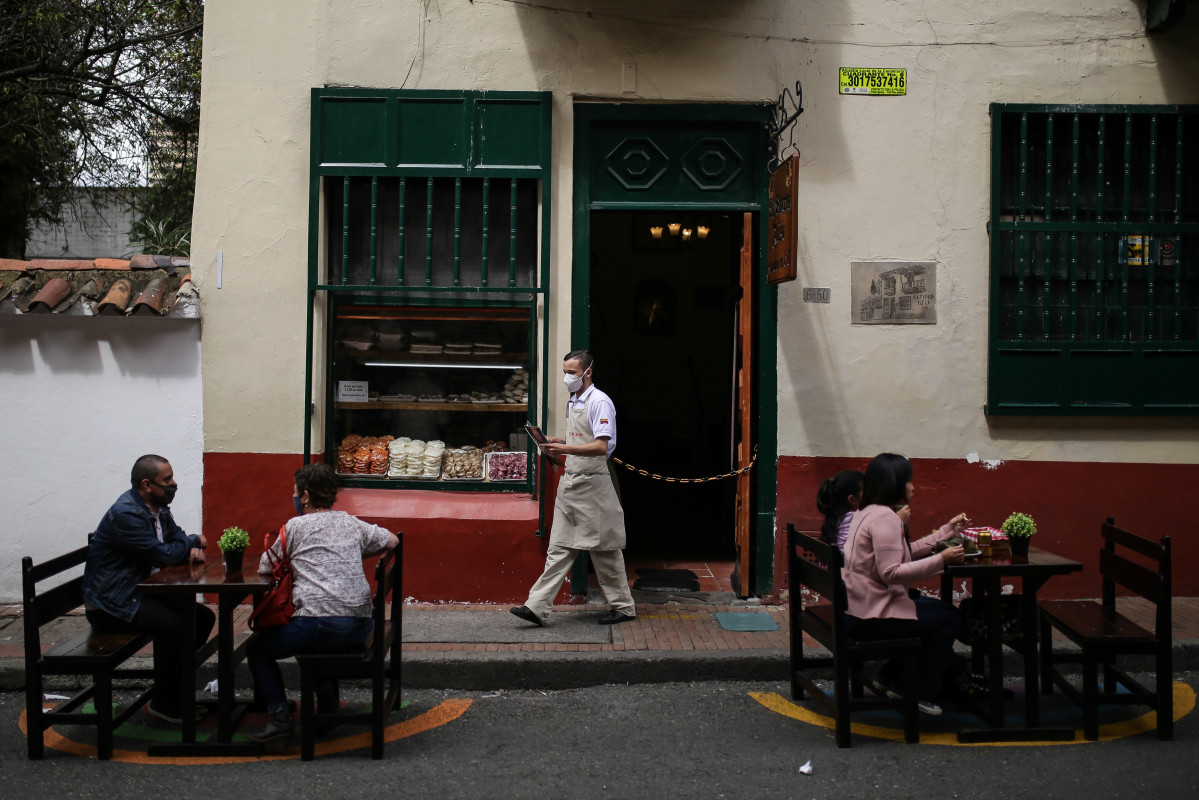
[772, 455, 1198, 600]
[204, 452, 1194, 603]
[202, 452, 563, 604]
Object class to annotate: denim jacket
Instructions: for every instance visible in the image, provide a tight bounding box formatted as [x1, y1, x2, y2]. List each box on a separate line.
[82, 488, 201, 621]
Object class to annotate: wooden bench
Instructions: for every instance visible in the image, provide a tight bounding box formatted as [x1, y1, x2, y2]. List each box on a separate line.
[787, 524, 921, 747]
[295, 534, 403, 760]
[22, 544, 154, 760]
[1038, 517, 1172, 741]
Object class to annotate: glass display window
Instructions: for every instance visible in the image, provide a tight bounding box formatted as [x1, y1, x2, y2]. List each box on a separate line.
[328, 303, 536, 488]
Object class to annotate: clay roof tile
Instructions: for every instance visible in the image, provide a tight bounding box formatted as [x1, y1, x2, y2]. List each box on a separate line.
[130, 276, 169, 315]
[97, 278, 134, 315]
[24, 276, 73, 313]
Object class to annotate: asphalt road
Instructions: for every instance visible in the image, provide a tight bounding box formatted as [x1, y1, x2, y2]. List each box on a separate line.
[3, 677, 1197, 800]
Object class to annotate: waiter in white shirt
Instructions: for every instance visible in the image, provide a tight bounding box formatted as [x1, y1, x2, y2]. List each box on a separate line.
[511, 349, 636, 626]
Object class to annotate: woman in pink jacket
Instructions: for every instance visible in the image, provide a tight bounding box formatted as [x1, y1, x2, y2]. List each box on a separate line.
[842, 453, 968, 715]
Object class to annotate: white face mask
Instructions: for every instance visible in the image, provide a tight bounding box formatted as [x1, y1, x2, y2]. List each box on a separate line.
[564, 370, 586, 393]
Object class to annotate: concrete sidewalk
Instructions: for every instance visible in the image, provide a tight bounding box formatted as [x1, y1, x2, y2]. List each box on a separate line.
[3, 594, 1198, 692]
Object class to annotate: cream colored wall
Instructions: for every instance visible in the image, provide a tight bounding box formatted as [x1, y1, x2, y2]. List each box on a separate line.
[193, 0, 1199, 460]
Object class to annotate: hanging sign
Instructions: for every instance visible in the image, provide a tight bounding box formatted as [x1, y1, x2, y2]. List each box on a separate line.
[839, 68, 907, 96]
[766, 154, 798, 285]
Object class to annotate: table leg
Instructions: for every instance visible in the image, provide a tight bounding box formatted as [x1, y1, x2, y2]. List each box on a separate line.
[180, 596, 197, 743]
[1021, 585, 1039, 727]
[983, 578, 1005, 728]
[217, 593, 237, 742]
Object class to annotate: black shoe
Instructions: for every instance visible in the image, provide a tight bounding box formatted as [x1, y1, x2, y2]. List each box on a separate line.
[245, 706, 294, 744]
[509, 605, 544, 626]
[598, 610, 634, 625]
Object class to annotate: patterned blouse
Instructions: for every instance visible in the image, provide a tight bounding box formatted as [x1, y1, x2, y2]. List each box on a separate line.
[259, 510, 393, 618]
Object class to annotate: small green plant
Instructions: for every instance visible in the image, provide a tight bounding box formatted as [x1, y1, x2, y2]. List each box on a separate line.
[125, 218, 191, 257]
[1001, 512, 1037, 539]
[217, 526, 251, 552]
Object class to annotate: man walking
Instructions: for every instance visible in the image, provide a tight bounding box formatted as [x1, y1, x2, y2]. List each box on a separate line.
[511, 350, 636, 626]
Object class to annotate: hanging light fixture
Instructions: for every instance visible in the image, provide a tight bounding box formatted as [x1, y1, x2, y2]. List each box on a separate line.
[681, 228, 693, 241]
[667, 222, 682, 237]
[649, 226, 664, 239]
[697, 225, 710, 240]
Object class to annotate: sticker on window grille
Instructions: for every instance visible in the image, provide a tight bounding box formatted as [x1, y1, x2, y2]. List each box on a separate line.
[839, 68, 907, 96]
[1123, 235, 1149, 267]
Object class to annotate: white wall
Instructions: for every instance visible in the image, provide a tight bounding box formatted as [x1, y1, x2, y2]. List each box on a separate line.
[0, 315, 203, 602]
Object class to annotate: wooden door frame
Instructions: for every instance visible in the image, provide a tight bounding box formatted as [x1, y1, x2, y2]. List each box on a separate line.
[570, 102, 779, 596]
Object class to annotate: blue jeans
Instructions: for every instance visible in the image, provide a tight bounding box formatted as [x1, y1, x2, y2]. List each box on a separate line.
[246, 616, 373, 712]
[844, 597, 961, 701]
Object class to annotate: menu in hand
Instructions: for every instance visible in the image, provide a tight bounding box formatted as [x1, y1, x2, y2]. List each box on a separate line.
[524, 422, 548, 450]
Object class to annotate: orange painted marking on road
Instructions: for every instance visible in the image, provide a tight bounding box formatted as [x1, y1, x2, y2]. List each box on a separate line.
[749, 683, 1195, 746]
[19, 698, 473, 763]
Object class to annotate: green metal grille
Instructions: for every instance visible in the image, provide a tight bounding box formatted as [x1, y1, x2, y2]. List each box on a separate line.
[322, 175, 539, 291]
[989, 104, 1199, 414]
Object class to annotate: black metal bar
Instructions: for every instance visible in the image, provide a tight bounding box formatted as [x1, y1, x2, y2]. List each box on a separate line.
[481, 178, 490, 288]
[453, 177, 462, 287]
[368, 176, 378, 286]
[509, 179, 518, 288]
[425, 178, 434, 286]
[341, 176, 350, 286]
[397, 177, 407, 287]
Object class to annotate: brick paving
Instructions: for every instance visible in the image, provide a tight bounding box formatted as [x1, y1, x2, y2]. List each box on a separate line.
[6, 598, 1195, 663]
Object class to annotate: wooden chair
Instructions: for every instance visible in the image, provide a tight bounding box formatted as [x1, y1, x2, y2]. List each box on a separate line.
[296, 535, 403, 760]
[22, 545, 154, 760]
[787, 524, 921, 746]
[1038, 517, 1172, 740]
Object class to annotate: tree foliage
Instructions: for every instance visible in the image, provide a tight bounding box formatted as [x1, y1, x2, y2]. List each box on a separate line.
[0, 0, 202, 258]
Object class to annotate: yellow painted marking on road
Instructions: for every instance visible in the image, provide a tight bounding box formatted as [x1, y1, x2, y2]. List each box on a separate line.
[749, 683, 1194, 746]
[20, 698, 473, 763]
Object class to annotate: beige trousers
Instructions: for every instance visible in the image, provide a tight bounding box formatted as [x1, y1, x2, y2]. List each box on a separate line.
[523, 544, 636, 623]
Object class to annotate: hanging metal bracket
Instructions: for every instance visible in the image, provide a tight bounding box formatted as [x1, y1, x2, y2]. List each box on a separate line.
[766, 80, 804, 170]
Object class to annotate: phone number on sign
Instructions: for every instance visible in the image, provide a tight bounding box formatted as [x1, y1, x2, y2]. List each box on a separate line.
[839, 68, 906, 95]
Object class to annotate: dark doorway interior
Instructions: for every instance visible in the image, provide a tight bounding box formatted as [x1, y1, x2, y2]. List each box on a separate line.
[587, 211, 741, 560]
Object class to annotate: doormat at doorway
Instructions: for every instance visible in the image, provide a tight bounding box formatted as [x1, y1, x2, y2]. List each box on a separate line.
[633, 569, 701, 593]
[714, 611, 779, 632]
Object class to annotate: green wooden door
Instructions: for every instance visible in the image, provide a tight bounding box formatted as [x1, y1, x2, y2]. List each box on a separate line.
[572, 104, 778, 597]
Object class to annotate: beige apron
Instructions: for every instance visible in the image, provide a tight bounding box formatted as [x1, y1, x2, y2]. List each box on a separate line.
[549, 391, 626, 550]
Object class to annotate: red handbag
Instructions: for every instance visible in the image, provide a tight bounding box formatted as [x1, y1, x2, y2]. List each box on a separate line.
[249, 525, 294, 630]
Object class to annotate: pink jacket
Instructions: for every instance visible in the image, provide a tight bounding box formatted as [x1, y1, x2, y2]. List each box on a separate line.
[841, 504, 958, 621]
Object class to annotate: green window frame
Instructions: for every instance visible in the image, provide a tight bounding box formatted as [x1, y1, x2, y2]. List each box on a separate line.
[305, 89, 553, 488]
[988, 104, 1199, 415]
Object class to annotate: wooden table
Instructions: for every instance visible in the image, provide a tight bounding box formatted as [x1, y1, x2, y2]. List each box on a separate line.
[138, 553, 271, 756]
[940, 545, 1083, 742]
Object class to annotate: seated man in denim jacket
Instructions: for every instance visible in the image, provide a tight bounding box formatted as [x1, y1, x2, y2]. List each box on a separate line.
[83, 454, 214, 724]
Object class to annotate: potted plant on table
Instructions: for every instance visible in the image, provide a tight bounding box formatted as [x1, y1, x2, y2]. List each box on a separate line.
[218, 526, 251, 572]
[1001, 512, 1037, 558]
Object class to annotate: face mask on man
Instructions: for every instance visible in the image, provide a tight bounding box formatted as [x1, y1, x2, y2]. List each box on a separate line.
[563, 372, 583, 393]
[154, 481, 178, 505]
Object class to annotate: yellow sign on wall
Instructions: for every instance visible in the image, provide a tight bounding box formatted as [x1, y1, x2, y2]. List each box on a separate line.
[839, 68, 907, 96]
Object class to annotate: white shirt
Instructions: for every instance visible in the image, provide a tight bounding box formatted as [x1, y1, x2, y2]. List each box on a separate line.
[567, 384, 617, 456]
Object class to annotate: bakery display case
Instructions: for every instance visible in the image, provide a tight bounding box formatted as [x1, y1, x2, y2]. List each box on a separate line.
[327, 303, 536, 488]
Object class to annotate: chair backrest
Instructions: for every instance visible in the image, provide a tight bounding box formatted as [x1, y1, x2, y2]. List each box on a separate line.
[368, 537, 402, 667]
[787, 523, 850, 644]
[787, 523, 843, 605]
[1100, 516, 1171, 637]
[387, 532, 402, 665]
[22, 545, 89, 629]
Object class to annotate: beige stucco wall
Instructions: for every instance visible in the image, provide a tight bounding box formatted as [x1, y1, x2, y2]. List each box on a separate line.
[193, 0, 1199, 461]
